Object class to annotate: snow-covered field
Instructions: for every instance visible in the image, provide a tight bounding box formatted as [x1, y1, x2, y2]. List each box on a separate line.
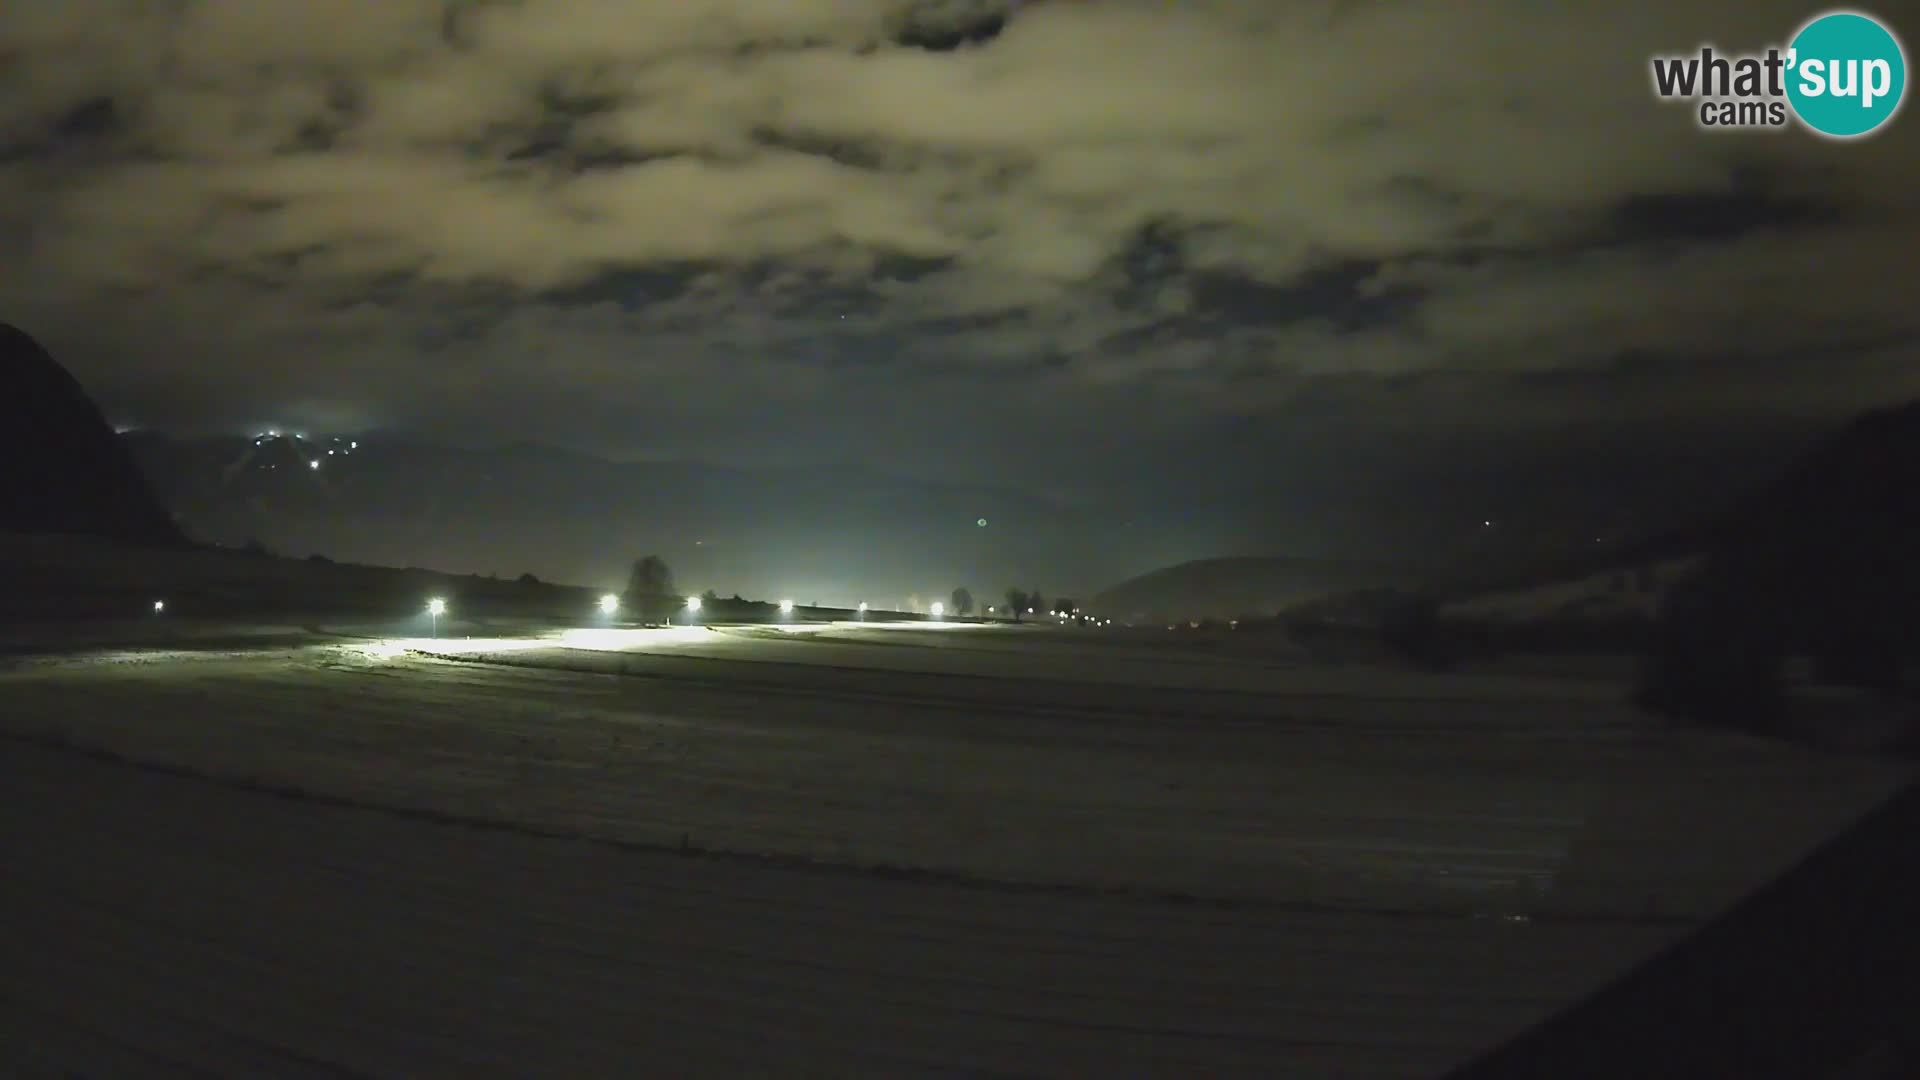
[1, 619, 1908, 1076]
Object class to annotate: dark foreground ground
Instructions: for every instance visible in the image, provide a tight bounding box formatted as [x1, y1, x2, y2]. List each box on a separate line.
[1, 617, 1910, 1077]
[3, 739, 1682, 1079]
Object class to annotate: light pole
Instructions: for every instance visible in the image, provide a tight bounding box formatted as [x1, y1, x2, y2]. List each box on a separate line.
[427, 597, 446, 638]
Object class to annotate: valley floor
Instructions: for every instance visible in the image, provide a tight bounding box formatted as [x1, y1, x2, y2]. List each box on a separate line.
[1, 620, 1908, 1076]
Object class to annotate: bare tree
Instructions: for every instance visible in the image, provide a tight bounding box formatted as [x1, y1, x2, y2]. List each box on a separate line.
[1005, 588, 1029, 622]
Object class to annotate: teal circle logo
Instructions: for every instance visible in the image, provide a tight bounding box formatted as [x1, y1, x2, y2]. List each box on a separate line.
[1786, 11, 1907, 138]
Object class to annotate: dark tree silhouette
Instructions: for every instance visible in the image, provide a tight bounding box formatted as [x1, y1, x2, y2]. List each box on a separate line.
[1636, 567, 1788, 733]
[951, 587, 974, 616]
[1380, 592, 1454, 672]
[1052, 597, 1078, 615]
[1005, 588, 1029, 622]
[625, 555, 675, 599]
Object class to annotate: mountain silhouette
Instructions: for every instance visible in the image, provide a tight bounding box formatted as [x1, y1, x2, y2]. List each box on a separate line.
[1640, 398, 1920, 730]
[1714, 399, 1920, 683]
[0, 323, 184, 545]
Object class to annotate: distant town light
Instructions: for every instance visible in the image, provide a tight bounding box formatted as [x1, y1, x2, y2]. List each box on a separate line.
[152, 600, 165, 614]
[598, 593, 619, 615]
[351, 441, 358, 449]
[310, 460, 321, 470]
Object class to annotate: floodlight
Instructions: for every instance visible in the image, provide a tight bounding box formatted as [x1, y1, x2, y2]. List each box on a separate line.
[779, 598, 794, 614]
[686, 596, 702, 612]
[599, 594, 619, 615]
[427, 598, 447, 616]
[152, 600, 165, 614]
[930, 601, 944, 618]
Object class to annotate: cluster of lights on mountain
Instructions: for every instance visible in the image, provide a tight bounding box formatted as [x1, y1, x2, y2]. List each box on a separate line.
[248, 430, 362, 473]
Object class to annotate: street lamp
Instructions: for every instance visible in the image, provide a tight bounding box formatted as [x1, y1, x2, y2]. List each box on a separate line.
[152, 600, 165, 615]
[427, 597, 446, 638]
[930, 601, 945, 619]
[599, 593, 619, 616]
[857, 601, 868, 618]
[779, 598, 794, 615]
[684, 595, 702, 625]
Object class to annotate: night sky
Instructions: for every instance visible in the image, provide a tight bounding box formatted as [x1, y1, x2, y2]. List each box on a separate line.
[3, 1, 1917, 586]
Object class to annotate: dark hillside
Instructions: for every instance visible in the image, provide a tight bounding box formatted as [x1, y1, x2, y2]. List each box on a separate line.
[0, 323, 183, 545]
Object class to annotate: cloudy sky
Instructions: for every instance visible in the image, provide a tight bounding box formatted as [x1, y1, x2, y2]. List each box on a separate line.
[3, 0, 1917, 573]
